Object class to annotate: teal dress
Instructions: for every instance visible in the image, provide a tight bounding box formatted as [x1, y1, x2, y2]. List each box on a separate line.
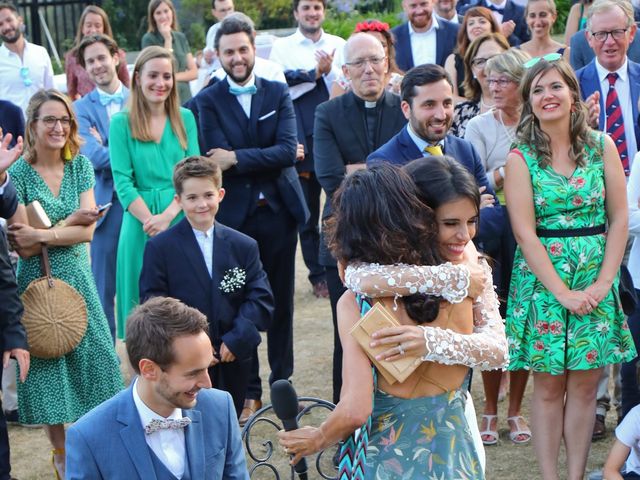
[506, 132, 636, 374]
[338, 298, 483, 480]
[9, 155, 123, 424]
[110, 108, 199, 338]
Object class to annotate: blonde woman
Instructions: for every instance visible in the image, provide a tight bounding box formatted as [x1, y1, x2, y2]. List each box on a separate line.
[110, 46, 199, 338]
[7, 89, 123, 479]
[64, 5, 130, 99]
[519, 0, 569, 60]
[141, 0, 198, 103]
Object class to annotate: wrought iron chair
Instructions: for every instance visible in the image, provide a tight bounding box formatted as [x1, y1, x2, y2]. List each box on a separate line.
[241, 397, 340, 479]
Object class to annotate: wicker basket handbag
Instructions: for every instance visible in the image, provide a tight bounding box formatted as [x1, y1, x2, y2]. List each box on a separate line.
[21, 245, 88, 359]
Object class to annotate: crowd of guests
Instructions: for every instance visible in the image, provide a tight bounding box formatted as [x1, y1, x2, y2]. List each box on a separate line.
[0, 0, 639, 478]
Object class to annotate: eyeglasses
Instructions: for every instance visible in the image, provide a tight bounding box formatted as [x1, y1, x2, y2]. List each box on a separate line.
[20, 66, 32, 87]
[523, 52, 562, 69]
[470, 55, 496, 69]
[345, 56, 386, 69]
[590, 28, 629, 42]
[487, 78, 515, 88]
[36, 116, 72, 129]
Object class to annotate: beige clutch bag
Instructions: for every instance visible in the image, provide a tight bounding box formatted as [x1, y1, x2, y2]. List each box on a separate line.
[350, 302, 421, 384]
[26, 201, 51, 229]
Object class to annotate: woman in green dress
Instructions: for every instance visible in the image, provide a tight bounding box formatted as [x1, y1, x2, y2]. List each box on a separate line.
[7, 89, 123, 479]
[504, 55, 635, 479]
[141, 0, 198, 103]
[110, 46, 199, 339]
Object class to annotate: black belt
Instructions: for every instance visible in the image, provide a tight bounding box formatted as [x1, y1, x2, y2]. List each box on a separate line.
[536, 224, 606, 238]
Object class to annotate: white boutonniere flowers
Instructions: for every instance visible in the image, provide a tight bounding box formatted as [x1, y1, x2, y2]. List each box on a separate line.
[220, 267, 246, 293]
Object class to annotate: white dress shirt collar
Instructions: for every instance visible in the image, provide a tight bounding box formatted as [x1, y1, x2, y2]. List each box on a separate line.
[595, 57, 629, 83]
[192, 224, 215, 277]
[227, 74, 256, 118]
[132, 378, 187, 478]
[292, 27, 327, 45]
[96, 82, 125, 118]
[407, 124, 445, 154]
[408, 15, 440, 35]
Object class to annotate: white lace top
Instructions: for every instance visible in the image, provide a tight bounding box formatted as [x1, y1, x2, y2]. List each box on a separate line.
[344, 260, 509, 371]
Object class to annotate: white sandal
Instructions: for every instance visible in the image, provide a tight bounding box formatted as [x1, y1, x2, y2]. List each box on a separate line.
[480, 414, 498, 445]
[507, 415, 531, 445]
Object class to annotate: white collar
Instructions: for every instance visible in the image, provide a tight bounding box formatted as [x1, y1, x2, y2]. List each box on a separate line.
[486, 0, 507, 7]
[595, 57, 629, 83]
[227, 74, 256, 89]
[408, 15, 439, 35]
[132, 377, 184, 430]
[407, 124, 445, 152]
[0, 39, 28, 57]
[96, 82, 124, 97]
[192, 224, 215, 239]
[292, 28, 326, 45]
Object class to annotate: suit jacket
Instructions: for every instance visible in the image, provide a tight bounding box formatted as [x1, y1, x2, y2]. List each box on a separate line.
[576, 59, 640, 150]
[65, 384, 249, 480]
[460, 0, 529, 46]
[0, 100, 24, 148]
[314, 90, 407, 265]
[196, 77, 308, 229]
[392, 19, 460, 71]
[570, 30, 640, 71]
[367, 128, 504, 244]
[73, 87, 130, 226]
[139, 219, 273, 360]
[0, 180, 28, 355]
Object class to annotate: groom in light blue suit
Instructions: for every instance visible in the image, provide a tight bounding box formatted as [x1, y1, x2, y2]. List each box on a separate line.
[73, 34, 129, 341]
[66, 297, 249, 480]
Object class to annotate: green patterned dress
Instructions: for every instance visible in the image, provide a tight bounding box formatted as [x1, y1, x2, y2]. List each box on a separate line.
[506, 133, 636, 374]
[9, 155, 123, 424]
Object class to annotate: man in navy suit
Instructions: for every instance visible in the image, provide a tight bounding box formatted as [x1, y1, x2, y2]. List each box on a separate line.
[0, 100, 23, 148]
[392, 0, 460, 71]
[196, 14, 308, 423]
[576, 0, 640, 176]
[73, 34, 128, 342]
[460, 0, 529, 45]
[66, 297, 249, 480]
[0, 136, 29, 480]
[368, 64, 503, 246]
[140, 156, 273, 415]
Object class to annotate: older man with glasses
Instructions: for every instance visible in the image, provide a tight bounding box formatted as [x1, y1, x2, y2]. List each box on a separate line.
[0, 2, 54, 118]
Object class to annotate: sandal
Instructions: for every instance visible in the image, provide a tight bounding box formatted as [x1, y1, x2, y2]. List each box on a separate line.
[507, 416, 531, 445]
[480, 414, 498, 445]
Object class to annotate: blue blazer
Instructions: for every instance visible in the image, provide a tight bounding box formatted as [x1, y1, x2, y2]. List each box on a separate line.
[392, 19, 460, 71]
[139, 219, 273, 360]
[73, 87, 130, 226]
[0, 100, 23, 147]
[367, 127, 504, 243]
[460, 0, 529, 46]
[576, 59, 640, 147]
[66, 384, 249, 480]
[570, 30, 640, 71]
[196, 77, 308, 230]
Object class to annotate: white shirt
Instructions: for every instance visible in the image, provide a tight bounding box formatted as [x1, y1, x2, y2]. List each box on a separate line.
[406, 124, 445, 154]
[132, 378, 187, 479]
[192, 224, 214, 277]
[205, 23, 221, 53]
[595, 58, 638, 165]
[269, 28, 345, 101]
[95, 82, 124, 119]
[213, 57, 286, 84]
[0, 41, 54, 118]
[227, 74, 255, 118]
[627, 152, 640, 288]
[615, 404, 640, 474]
[409, 17, 439, 67]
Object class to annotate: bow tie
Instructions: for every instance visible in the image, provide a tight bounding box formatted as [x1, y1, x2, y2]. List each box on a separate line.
[486, 3, 505, 13]
[99, 92, 124, 106]
[229, 84, 257, 96]
[144, 417, 192, 435]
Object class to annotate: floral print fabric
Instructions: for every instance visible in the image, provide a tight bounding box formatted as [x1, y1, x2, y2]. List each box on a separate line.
[506, 132, 636, 374]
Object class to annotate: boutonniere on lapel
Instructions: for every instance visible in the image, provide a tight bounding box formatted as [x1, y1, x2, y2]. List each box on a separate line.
[220, 267, 247, 293]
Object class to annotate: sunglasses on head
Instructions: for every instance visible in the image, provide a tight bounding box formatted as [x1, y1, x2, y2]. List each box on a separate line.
[523, 52, 562, 69]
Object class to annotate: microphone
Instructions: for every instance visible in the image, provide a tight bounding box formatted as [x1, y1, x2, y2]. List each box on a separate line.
[271, 380, 308, 480]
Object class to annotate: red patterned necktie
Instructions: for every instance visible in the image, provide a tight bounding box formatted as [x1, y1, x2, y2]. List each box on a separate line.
[605, 72, 630, 175]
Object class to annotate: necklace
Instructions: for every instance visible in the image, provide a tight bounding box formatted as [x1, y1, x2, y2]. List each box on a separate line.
[480, 96, 494, 112]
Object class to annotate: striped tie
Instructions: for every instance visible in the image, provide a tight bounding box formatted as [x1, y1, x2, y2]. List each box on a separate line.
[605, 72, 629, 175]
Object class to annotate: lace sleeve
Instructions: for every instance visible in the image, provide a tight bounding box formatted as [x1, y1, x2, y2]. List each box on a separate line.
[419, 258, 509, 370]
[344, 262, 470, 304]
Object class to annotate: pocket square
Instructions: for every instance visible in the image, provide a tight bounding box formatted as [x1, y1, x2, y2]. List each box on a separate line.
[258, 110, 276, 121]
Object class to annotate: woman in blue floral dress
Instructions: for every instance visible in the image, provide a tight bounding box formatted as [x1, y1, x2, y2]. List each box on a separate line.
[504, 56, 635, 479]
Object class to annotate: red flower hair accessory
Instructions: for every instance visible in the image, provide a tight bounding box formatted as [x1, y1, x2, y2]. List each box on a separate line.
[354, 20, 390, 33]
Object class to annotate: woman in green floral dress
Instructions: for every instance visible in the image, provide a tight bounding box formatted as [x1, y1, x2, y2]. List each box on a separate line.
[7, 90, 123, 478]
[504, 56, 635, 479]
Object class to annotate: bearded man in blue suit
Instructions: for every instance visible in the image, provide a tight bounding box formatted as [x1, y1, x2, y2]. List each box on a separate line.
[73, 34, 128, 342]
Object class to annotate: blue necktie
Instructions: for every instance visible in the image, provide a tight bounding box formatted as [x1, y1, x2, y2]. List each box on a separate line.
[229, 84, 257, 96]
[99, 92, 124, 106]
[486, 2, 504, 13]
